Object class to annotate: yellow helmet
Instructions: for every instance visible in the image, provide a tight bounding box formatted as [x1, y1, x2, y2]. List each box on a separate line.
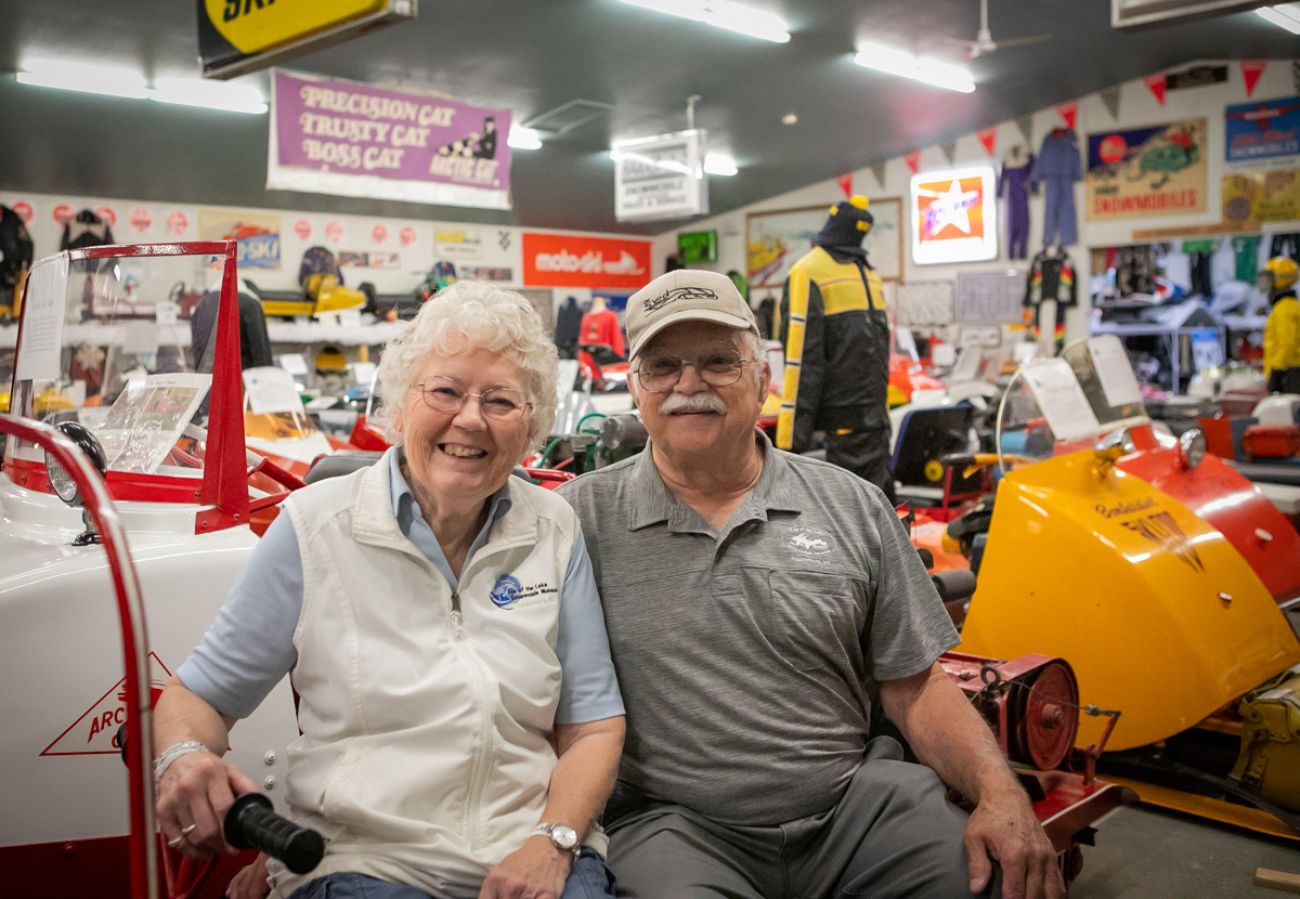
[1264, 256, 1298, 292]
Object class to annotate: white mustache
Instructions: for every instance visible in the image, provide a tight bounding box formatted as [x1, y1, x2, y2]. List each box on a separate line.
[659, 392, 728, 415]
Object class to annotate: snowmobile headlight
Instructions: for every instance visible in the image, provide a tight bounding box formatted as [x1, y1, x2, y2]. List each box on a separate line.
[44, 421, 107, 507]
[1178, 428, 1206, 470]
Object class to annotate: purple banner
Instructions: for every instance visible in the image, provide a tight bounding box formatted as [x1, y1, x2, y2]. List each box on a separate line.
[269, 70, 512, 209]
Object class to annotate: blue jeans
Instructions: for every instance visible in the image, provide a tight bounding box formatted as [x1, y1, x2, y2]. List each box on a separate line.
[286, 849, 617, 899]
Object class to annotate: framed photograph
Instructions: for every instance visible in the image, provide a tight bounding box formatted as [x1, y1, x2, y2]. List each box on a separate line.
[746, 196, 903, 290]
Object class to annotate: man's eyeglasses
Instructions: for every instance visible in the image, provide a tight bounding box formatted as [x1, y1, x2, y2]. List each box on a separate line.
[634, 352, 753, 393]
[414, 376, 531, 421]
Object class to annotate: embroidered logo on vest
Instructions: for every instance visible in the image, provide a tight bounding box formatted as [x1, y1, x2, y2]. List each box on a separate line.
[490, 574, 523, 608]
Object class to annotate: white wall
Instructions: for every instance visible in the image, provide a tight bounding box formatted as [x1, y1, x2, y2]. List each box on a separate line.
[654, 58, 1299, 343]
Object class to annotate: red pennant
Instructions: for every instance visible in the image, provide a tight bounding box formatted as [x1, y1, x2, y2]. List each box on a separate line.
[836, 172, 854, 198]
[1056, 102, 1077, 130]
[977, 128, 997, 156]
[1241, 60, 1266, 98]
[904, 151, 921, 174]
[1144, 73, 1166, 106]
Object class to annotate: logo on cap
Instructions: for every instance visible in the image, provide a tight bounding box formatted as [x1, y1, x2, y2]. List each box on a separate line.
[644, 286, 718, 314]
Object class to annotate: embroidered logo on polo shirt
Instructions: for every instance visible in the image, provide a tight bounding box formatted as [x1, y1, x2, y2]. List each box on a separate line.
[490, 575, 522, 608]
[782, 526, 835, 559]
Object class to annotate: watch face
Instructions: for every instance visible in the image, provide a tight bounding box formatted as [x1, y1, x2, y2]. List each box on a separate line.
[550, 824, 578, 850]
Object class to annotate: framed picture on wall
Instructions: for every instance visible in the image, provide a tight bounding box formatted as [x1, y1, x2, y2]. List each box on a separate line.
[746, 196, 903, 290]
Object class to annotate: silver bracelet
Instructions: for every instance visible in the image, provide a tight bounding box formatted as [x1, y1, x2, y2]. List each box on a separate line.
[153, 740, 209, 789]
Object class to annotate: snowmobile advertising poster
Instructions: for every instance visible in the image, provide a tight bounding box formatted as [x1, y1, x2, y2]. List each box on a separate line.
[1085, 118, 1208, 220]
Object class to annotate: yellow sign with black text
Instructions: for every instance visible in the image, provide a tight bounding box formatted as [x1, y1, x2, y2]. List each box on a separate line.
[197, 0, 415, 79]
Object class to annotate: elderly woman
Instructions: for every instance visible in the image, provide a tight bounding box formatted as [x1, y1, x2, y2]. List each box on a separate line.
[153, 281, 625, 899]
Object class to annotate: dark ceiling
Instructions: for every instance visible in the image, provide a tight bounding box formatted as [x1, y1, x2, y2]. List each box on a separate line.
[0, 1, 1293, 235]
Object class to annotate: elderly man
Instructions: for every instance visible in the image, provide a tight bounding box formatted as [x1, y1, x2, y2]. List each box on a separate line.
[556, 270, 1061, 899]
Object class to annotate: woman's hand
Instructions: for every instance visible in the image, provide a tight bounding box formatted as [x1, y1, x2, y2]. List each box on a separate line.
[477, 836, 572, 899]
[156, 748, 260, 860]
[225, 853, 272, 899]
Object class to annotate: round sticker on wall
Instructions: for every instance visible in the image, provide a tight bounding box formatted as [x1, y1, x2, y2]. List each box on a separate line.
[371, 223, 388, 244]
[95, 207, 117, 227]
[400, 226, 417, 247]
[12, 201, 33, 224]
[53, 204, 73, 226]
[166, 211, 189, 236]
[294, 218, 312, 240]
[130, 208, 152, 233]
[325, 221, 344, 244]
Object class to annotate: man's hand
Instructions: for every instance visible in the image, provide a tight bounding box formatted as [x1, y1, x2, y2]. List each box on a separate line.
[963, 787, 1064, 899]
[477, 836, 572, 899]
[225, 853, 271, 899]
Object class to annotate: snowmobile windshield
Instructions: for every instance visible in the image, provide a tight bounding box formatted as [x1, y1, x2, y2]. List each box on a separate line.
[1061, 335, 1150, 435]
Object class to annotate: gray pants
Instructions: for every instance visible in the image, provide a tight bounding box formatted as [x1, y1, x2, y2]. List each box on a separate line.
[607, 738, 999, 899]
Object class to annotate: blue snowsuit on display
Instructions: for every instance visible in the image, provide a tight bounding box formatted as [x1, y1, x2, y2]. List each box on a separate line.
[1031, 129, 1081, 247]
[998, 154, 1035, 259]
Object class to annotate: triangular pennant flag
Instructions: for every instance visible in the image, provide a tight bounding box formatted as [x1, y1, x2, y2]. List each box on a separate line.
[1144, 73, 1166, 106]
[870, 160, 887, 187]
[977, 128, 997, 156]
[904, 151, 921, 174]
[1015, 114, 1034, 145]
[836, 172, 854, 198]
[1241, 60, 1266, 98]
[1100, 85, 1121, 120]
[1056, 101, 1077, 130]
[940, 139, 957, 164]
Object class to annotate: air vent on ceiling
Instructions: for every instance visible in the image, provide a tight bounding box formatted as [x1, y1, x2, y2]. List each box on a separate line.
[522, 99, 614, 136]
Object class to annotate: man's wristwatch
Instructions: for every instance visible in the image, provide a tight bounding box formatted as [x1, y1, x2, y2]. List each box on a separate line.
[531, 822, 580, 856]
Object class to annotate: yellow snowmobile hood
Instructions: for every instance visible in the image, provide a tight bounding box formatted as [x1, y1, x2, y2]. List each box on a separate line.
[958, 449, 1300, 752]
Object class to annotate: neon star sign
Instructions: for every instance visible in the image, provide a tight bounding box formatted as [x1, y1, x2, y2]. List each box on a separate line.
[910, 165, 999, 264]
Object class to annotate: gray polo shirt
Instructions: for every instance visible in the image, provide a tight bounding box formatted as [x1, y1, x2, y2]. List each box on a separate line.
[556, 433, 959, 826]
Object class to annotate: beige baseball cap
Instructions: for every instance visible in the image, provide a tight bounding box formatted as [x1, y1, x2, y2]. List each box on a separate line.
[625, 269, 758, 359]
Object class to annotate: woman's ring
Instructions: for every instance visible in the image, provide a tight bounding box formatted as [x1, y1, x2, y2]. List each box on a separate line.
[180, 823, 197, 836]
[166, 835, 185, 848]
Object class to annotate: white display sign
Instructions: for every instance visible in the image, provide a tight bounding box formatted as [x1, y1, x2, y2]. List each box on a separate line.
[155, 299, 179, 326]
[1021, 358, 1101, 443]
[13, 253, 70, 382]
[279, 353, 309, 376]
[957, 325, 1003, 348]
[1086, 335, 1143, 408]
[614, 129, 709, 222]
[909, 165, 999, 266]
[244, 366, 306, 415]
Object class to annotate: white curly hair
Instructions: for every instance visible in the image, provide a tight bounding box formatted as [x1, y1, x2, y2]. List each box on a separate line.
[376, 281, 558, 448]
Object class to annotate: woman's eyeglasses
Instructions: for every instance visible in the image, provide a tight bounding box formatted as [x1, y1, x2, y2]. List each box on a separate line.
[414, 376, 531, 421]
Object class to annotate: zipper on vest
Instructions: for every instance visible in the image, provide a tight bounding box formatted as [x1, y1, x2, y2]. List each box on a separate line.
[450, 591, 464, 638]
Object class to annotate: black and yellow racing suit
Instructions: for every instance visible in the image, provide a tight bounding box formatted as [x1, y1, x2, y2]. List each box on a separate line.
[777, 244, 893, 500]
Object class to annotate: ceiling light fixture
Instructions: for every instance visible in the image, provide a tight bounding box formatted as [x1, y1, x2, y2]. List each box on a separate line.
[507, 126, 544, 150]
[782, 112, 798, 125]
[703, 153, 739, 176]
[1256, 3, 1300, 34]
[852, 42, 976, 93]
[150, 77, 267, 114]
[615, 0, 791, 43]
[16, 59, 150, 100]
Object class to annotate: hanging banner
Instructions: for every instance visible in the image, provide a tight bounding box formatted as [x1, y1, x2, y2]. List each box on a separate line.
[612, 129, 708, 223]
[1225, 97, 1300, 164]
[1223, 169, 1300, 228]
[1100, 85, 1122, 120]
[836, 172, 854, 198]
[940, 139, 957, 164]
[1085, 119, 1207, 220]
[197, 0, 416, 80]
[268, 69, 512, 210]
[1144, 73, 1167, 106]
[904, 151, 921, 174]
[1015, 114, 1034, 146]
[1057, 102, 1078, 130]
[198, 209, 282, 270]
[521, 232, 651, 289]
[978, 128, 997, 156]
[871, 160, 887, 186]
[1241, 61, 1266, 98]
[909, 165, 999, 265]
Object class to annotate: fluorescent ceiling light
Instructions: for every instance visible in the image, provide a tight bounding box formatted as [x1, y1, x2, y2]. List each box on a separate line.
[1256, 3, 1300, 33]
[16, 58, 150, 100]
[508, 126, 544, 150]
[704, 152, 738, 176]
[615, 0, 791, 43]
[853, 42, 976, 93]
[150, 77, 267, 114]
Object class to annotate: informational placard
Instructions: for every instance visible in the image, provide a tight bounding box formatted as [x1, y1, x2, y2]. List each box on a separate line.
[1086, 335, 1142, 408]
[269, 70, 512, 210]
[279, 353, 310, 376]
[614, 129, 708, 223]
[13, 253, 70, 382]
[909, 166, 999, 265]
[1086, 119, 1207, 220]
[244, 366, 306, 415]
[96, 373, 212, 474]
[957, 326, 1002, 348]
[956, 270, 1025, 324]
[1225, 97, 1300, 165]
[1021, 358, 1101, 443]
[198, 0, 416, 80]
[897, 281, 956, 326]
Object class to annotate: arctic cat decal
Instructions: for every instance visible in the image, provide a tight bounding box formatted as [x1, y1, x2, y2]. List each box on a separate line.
[41, 653, 172, 757]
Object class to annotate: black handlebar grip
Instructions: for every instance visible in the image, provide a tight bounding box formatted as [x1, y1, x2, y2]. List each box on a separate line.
[224, 793, 325, 875]
[931, 568, 978, 602]
[940, 452, 976, 470]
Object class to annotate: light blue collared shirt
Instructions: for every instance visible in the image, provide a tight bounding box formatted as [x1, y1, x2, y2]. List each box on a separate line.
[179, 452, 623, 724]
